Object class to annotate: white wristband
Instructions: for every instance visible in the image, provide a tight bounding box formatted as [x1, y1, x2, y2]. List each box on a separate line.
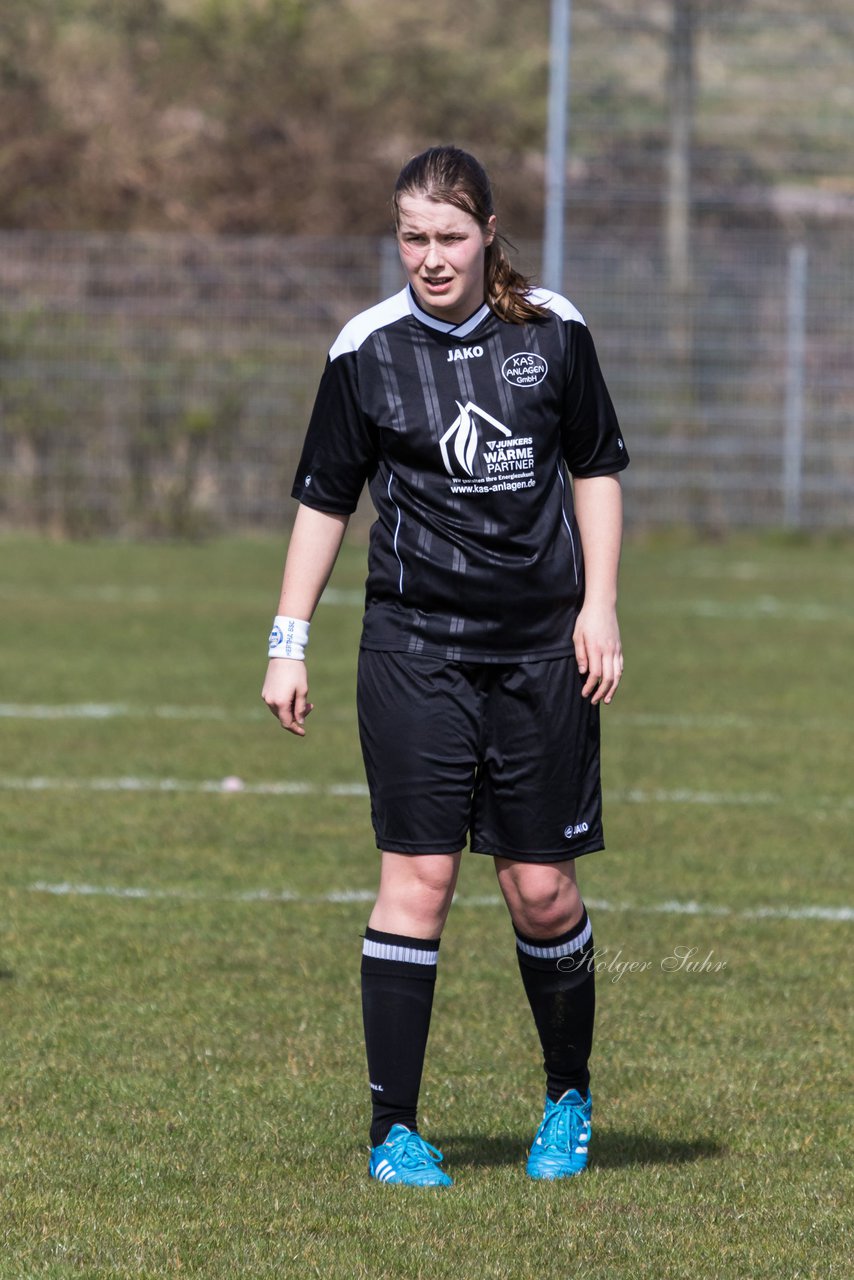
[268, 615, 310, 660]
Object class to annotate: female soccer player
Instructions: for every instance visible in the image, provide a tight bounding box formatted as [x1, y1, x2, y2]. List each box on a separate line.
[262, 146, 628, 1187]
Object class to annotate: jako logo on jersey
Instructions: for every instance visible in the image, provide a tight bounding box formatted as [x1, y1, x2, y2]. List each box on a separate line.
[564, 822, 590, 839]
[446, 345, 484, 362]
[439, 400, 512, 478]
[502, 352, 548, 388]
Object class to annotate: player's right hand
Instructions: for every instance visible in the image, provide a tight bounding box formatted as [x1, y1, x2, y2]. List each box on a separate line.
[261, 658, 314, 736]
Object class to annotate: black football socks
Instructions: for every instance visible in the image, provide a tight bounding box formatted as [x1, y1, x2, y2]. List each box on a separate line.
[361, 926, 440, 1147]
[515, 907, 596, 1101]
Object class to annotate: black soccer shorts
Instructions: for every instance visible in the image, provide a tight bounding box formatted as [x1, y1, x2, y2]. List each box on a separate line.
[356, 649, 604, 862]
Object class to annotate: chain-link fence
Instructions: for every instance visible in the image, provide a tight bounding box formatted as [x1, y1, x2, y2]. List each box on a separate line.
[1, 227, 851, 535]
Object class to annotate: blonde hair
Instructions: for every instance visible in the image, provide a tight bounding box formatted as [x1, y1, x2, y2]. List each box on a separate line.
[392, 146, 550, 326]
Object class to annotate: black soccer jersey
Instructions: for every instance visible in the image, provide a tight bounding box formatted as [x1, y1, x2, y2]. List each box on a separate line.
[292, 285, 628, 662]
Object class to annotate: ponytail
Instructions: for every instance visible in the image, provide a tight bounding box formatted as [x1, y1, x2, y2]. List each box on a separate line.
[485, 240, 550, 325]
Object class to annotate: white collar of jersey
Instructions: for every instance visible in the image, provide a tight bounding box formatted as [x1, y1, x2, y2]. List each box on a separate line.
[406, 286, 492, 338]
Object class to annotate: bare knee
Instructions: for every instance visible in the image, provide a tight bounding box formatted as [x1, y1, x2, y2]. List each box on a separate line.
[370, 850, 461, 938]
[496, 860, 582, 939]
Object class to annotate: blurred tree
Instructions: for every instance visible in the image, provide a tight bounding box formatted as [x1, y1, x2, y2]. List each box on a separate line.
[0, 0, 850, 235]
[0, 2, 86, 227]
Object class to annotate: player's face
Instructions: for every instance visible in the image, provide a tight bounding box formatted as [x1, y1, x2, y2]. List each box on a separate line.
[396, 194, 496, 325]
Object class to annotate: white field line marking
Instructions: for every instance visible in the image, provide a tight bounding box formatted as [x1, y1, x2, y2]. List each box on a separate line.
[0, 702, 250, 722]
[615, 785, 854, 811]
[2, 703, 852, 736]
[24, 881, 854, 922]
[0, 775, 366, 797]
[2, 580, 851, 622]
[679, 560, 854, 585]
[0, 584, 364, 607]
[1, 774, 851, 812]
[320, 588, 364, 606]
[650, 597, 854, 624]
[616, 711, 851, 733]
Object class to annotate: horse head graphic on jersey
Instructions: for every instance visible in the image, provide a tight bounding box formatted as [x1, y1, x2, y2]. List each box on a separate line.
[439, 401, 512, 478]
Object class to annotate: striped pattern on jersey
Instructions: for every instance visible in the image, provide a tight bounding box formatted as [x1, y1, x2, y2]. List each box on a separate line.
[293, 284, 628, 662]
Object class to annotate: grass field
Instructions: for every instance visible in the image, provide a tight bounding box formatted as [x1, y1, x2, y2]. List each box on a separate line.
[1, 530, 851, 1279]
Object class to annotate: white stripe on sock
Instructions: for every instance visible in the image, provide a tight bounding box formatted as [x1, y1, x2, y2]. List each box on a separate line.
[516, 916, 592, 959]
[362, 938, 438, 966]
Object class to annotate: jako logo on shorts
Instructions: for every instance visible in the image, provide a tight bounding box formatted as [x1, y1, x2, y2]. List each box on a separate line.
[564, 822, 590, 839]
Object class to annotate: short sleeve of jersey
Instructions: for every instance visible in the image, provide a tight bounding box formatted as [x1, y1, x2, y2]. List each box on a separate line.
[561, 321, 629, 478]
[290, 350, 376, 514]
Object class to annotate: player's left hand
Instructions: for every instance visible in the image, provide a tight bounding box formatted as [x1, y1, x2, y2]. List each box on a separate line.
[573, 604, 624, 705]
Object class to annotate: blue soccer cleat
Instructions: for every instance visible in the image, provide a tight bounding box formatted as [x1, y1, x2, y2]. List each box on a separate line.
[369, 1124, 453, 1187]
[526, 1088, 592, 1180]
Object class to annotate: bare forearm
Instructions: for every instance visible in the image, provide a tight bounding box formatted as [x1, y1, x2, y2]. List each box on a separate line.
[275, 504, 350, 621]
[571, 473, 624, 705]
[261, 504, 349, 737]
[573, 474, 623, 608]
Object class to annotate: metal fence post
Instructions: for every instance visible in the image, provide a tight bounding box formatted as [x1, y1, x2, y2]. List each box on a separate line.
[783, 243, 808, 527]
[543, 0, 572, 292]
[379, 236, 401, 300]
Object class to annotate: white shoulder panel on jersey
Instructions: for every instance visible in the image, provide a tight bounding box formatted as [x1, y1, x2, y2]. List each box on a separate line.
[527, 287, 586, 327]
[329, 289, 411, 362]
